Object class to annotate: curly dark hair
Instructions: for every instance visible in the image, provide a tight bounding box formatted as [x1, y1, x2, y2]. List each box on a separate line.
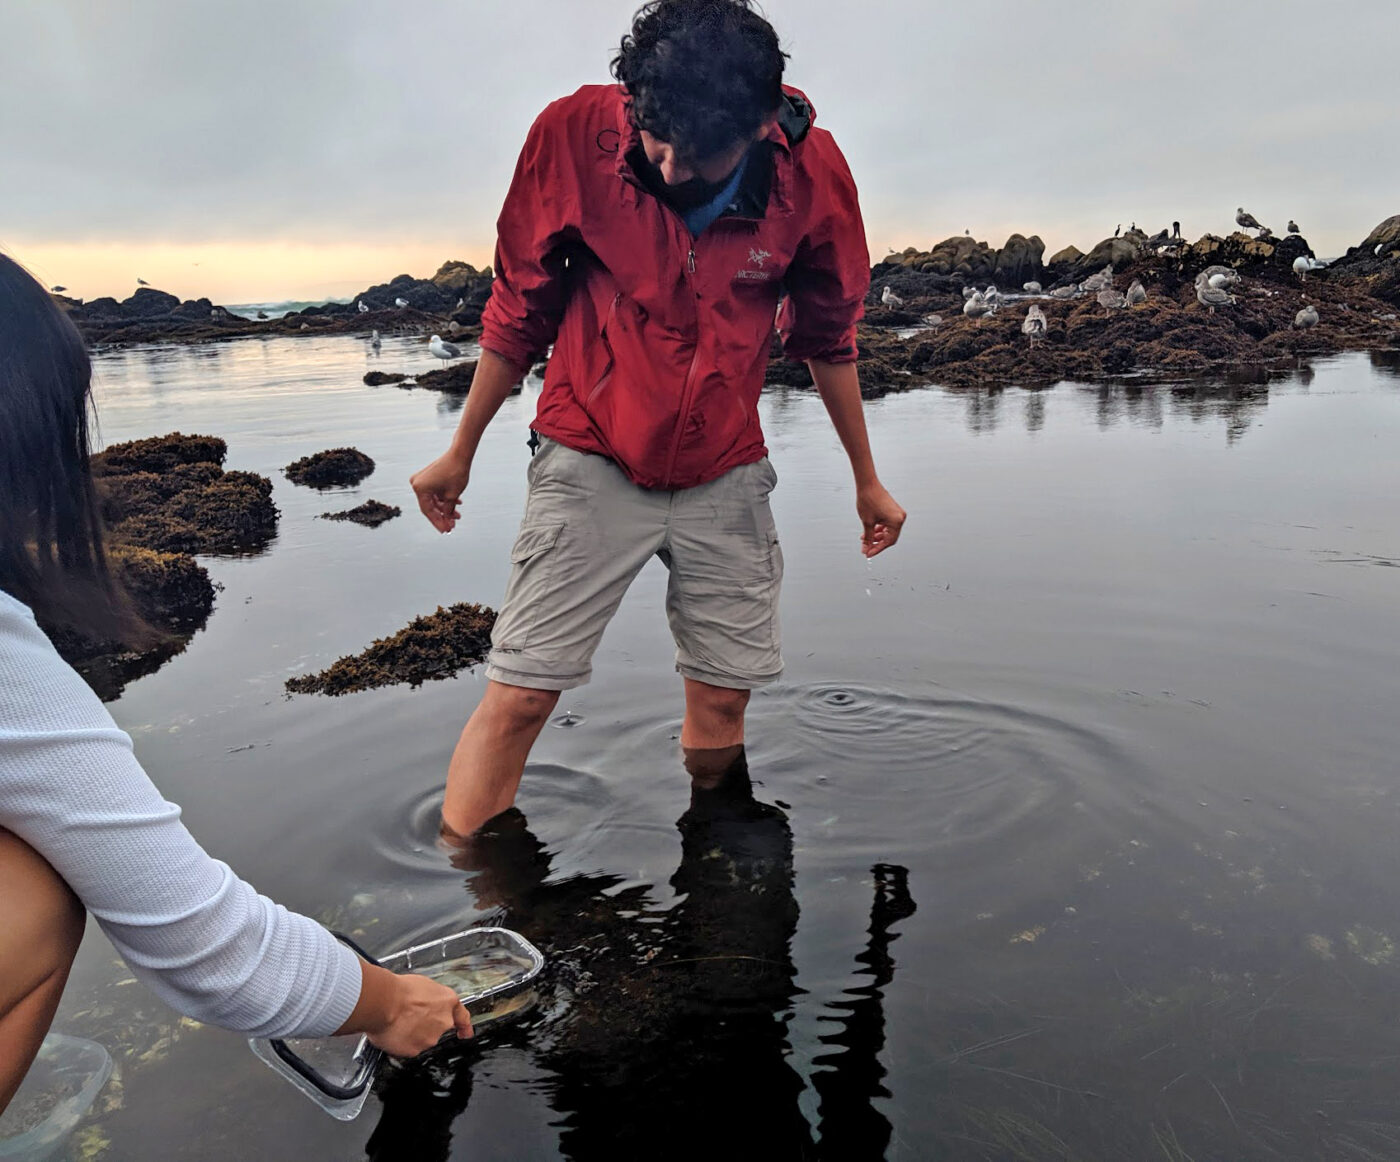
[612, 0, 787, 163]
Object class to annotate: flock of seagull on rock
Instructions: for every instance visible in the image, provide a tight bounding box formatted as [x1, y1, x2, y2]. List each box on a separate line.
[874, 208, 1347, 346]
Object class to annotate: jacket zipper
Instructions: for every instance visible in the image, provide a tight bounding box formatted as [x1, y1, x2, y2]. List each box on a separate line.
[663, 244, 704, 486]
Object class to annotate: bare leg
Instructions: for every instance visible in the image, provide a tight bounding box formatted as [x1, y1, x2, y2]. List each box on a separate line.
[0, 829, 85, 1114]
[441, 680, 560, 838]
[680, 677, 750, 751]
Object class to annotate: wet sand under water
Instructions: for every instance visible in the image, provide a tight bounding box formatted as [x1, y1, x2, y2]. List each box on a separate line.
[46, 334, 1400, 1160]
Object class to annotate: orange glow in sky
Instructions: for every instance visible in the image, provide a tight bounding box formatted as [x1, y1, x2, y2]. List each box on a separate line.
[3, 236, 498, 306]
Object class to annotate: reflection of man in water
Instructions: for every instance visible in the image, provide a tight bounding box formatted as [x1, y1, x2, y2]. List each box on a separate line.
[411, 0, 905, 840]
[371, 750, 914, 1160]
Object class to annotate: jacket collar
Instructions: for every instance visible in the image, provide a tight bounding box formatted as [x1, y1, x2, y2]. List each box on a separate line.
[611, 84, 804, 221]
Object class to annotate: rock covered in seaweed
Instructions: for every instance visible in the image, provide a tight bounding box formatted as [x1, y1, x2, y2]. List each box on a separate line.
[284, 447, 375, 488]
[321, 500, 402, 527]
[286, 603, 496, 695]
[55, 433, 280, 699]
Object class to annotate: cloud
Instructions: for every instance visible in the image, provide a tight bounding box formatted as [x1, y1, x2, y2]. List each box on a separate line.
[3, 0, 1393, 294]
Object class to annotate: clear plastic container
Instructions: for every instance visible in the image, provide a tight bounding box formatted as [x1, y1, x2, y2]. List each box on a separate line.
[0, 1034, 113, 1161]
[250, 927, 543, 1120]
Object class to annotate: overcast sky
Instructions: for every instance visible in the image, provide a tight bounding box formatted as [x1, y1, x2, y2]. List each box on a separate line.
[2, 0, 1395, 302]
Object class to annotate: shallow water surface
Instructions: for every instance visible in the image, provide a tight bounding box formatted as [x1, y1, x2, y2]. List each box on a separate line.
[50, 336, 1400, 1159]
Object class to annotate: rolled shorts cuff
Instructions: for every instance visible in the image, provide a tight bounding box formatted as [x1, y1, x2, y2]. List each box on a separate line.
[485, 651, 592, 692]
[675, 660, 784, 691]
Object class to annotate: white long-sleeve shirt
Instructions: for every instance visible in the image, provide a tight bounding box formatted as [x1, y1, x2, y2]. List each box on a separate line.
[0, 589, 361, 1039]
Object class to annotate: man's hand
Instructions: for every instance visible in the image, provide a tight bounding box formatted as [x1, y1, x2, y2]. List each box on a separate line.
[411, 453, 470, 533]
[857, 481, 906, 558]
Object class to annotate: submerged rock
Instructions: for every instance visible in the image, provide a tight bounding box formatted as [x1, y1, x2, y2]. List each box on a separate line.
[321, 499, 402, 527]
[364, 370, 408, 386]
[284, 447, 375, 488]
[286, 603, 496, 695]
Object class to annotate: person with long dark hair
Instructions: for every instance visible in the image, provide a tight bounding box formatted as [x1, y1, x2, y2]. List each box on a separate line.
[0, 252, 472, 1114]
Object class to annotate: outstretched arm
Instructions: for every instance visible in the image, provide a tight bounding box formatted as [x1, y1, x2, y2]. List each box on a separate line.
[410, 349, 526, 533]
[806, 358, 906, 558]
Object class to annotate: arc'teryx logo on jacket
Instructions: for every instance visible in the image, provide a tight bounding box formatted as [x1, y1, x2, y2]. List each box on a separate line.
[479, 83, 871, 491]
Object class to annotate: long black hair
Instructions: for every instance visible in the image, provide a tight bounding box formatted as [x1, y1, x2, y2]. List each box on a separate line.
[611, 0, 787, 162]
[0, 253, 137, 643]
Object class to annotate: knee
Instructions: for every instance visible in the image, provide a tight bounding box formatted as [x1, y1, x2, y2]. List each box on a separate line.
[484, 683, 560, 734]
[0, 830, 85, 982]
[693, 685, 750, 724]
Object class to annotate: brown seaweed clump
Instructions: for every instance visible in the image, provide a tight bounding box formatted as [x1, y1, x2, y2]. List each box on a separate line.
[284, 447, 376, 488]
[286, 603, 496, 696]
[56, 433, 280, 699]
[93, 434, 278, 555]
[321, 499, 402, 527]
[364, 370, 408, 386]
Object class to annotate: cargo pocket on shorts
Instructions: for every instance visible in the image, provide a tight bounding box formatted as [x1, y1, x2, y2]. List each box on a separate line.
[494, 522, 566, 652]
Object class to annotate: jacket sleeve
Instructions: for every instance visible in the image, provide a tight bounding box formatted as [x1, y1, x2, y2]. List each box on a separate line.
[479, 106, 579, 373]
[777, 131, 871, 364]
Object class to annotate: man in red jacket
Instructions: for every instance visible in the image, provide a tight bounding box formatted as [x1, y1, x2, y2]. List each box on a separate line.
[413, 0, 906, 836]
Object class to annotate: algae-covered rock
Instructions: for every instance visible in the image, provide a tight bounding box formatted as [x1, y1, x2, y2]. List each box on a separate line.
[284, 447, 375, 489]
[109, 545, 215, 628]
[322, 500, 402, 527]
[286, 603, 496, 695]
[92, 433, 226, 477]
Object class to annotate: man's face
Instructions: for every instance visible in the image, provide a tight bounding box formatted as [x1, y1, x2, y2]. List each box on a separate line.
[639, 128, 760, 188]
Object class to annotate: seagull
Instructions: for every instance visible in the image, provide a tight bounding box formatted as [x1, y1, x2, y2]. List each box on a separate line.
[1050, 285, 1079, 300]
[1287, 220, 1300, 235]
[1097, 288, 1127, 311]
[1022, 305, 1047, 346]
[881, 285, 905, 310]
[963, 291, 993, 320]
[456, 297, 465, 310]
[357, 300, 370, 313]
[962, 286, 978, 300]
[1126, 279, 1147, 306]
[921, 313, 943, 329]
[1196, 283, 1236, 314]
[1197, 266, 1240, 290]
[300, 322, 310, 331]
[1294, 304, 1319, 330]
[50, 285, 67, 293]
[137, 278, 149, 286]
[394, 297, 409, 309]
[1235, 207, 1266, 234]
[1377, 244, 1386, 257]
[1022, 281, 1042, 294]
[429, 334, 462, 367]
[1079, 265, 1114, 293]
[370, 329, 382, 352]
[1292, 255, 1327, 280]
[982, 285, 1002, 312]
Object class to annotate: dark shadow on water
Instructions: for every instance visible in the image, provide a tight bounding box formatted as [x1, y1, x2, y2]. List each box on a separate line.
[366, 748, 915, 1162]
[1370, 348, 1400, 379]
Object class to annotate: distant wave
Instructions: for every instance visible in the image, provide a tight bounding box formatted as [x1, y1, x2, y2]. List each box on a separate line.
[226, 298, 351, 321]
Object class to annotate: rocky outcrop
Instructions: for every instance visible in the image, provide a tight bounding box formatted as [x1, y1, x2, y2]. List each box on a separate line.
[993, 234, 1045, 288]
[284, 448, 376, 489]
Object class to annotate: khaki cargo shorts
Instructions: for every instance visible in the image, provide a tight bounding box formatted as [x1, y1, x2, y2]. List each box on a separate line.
[484, 438, 784, 691]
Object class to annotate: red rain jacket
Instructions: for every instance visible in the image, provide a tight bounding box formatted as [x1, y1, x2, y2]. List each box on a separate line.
[479, 84, 871, 490]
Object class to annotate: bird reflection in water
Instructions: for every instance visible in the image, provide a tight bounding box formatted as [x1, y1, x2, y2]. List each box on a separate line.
[366, 746, 916, 1161]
